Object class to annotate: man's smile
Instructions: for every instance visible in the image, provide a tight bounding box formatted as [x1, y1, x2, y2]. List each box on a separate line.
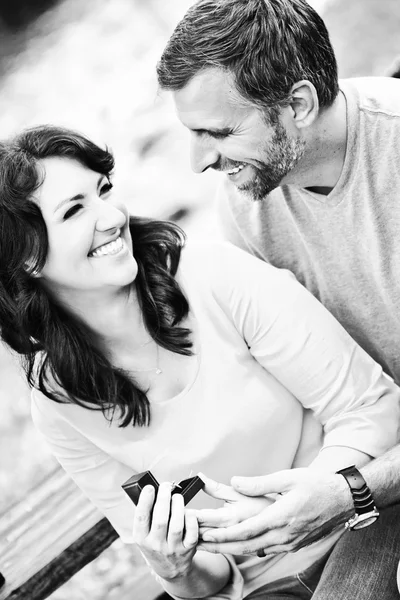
[226, 164, 245, 176]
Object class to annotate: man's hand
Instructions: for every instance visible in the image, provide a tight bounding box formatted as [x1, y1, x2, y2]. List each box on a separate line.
[196, 469, 355, 556]
[195, 474, 275, 549]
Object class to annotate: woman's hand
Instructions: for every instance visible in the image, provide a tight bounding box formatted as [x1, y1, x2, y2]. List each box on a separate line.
[132, 482, 199, 581]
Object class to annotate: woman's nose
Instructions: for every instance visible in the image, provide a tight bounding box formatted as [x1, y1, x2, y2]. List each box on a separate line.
[95, 200, 127, 232]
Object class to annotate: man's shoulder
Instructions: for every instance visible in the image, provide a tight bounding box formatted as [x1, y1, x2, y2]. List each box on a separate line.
[341, 76, 400, 118]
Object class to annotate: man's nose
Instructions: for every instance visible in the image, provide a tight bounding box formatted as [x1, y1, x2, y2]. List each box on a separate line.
[190, 134, 219, 174]
[95, 200, 127, 232]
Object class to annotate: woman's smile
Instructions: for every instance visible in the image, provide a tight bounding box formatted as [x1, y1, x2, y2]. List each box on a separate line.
[34, 157, 138, 295]
[89, 235, 127, 258]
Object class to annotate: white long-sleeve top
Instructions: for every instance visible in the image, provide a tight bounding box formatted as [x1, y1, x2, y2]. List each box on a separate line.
[31, 241, 400, 599]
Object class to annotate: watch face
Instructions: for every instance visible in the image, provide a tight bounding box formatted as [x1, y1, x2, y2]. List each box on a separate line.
[352, 515, 379, 530]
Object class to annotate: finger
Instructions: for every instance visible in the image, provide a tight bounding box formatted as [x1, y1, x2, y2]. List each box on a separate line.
[198, 532, 291, 557]
[149, 482, 173, 540]
[167, 492, 185, 547]
[231, 469, 303, 496]
[198, 472, 241, 502]
[183, 509, 199, 550]
[200, 502, 287, 543]
[199, 525, 217, 538]
[197, 539, 262, 555]
[194, 507, 233, 527]
[132, 485, 156, 540]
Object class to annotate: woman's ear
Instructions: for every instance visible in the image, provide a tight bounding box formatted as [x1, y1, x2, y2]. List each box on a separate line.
[24, 261, 41, 278]
[287, 80, 319, 130]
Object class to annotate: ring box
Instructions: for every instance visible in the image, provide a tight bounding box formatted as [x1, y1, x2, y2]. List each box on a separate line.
[172, 475, 205, 504]
[122, 471, 204, 505]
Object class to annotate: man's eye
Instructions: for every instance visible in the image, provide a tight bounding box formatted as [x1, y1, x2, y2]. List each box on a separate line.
[209, 131, 230, 140]
[100, 181, 113, 196]
[63, 204, 83, 220]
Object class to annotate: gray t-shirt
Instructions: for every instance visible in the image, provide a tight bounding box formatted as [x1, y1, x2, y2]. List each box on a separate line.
[218, 77, 400, 384]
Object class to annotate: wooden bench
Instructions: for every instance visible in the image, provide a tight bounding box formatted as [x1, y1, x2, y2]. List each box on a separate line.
[0, 467, 171, 600]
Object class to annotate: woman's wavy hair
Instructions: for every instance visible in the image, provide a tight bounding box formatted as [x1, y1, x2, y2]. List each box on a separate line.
[157, 0, 339, 115]
[0, 125, 192, 427]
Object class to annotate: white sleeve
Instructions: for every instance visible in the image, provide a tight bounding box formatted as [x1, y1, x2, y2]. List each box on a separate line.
[211, 242, 400, 458]
[31, 390, 137, 543]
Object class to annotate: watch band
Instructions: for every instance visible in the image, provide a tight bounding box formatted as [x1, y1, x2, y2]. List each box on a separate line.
[336, 465, 379, 530]
[336, 465, 376, 513]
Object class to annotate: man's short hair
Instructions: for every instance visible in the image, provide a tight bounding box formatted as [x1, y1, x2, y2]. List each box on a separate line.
[157, 0, 339, 111]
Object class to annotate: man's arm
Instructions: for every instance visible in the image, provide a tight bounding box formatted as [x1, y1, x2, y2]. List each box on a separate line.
[361, 444, 400, 507]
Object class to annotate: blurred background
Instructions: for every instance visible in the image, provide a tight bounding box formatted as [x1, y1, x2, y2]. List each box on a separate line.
[0, 0, 399, 598]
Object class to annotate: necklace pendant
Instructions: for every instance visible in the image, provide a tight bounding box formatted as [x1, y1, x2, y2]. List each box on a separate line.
[155, 368, 162, 375]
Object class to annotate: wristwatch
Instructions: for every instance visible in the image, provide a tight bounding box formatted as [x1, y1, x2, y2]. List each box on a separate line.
[336, 465, 380, 530]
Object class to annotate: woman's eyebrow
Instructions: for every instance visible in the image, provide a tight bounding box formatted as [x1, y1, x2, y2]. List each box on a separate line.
[54, 193, 85, 213]
[54, 176, 104, 213]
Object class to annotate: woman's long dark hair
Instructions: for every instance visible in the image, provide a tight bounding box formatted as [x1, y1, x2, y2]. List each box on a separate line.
[0, 125, 192, 427]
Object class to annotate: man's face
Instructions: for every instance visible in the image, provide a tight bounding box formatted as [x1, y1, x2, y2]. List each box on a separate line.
[173, 68, 305, 200]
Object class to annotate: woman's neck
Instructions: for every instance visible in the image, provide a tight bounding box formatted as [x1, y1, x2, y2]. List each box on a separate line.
[61, 285, 151, 353]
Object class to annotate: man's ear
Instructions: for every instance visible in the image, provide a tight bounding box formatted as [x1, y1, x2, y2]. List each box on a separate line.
[287, 80, 319, 130]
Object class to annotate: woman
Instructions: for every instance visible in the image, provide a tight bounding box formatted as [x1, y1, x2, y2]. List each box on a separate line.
[0, 125, 398, 600]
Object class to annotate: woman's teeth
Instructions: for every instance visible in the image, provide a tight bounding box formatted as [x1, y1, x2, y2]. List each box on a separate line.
[90, 236, 123, 258]
[227, 164, 245, 175]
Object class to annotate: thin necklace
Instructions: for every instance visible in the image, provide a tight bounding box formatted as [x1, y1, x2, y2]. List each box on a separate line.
[132, 337, 153, 351]
[130, 343, 162, 375]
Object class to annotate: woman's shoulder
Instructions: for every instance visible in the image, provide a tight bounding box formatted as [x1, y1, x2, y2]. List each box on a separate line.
[30, 361, 75, 430]
[31, 386, 65, 434]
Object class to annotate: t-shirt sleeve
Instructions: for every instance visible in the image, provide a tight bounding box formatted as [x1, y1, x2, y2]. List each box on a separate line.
[31, 390, 137, 543]
[208, 241, 400, 458]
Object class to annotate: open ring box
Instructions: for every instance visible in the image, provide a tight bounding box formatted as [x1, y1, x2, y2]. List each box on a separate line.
[122, 470, 205, 506]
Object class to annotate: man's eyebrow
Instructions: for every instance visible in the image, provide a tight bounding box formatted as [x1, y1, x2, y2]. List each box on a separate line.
[191, 127, 231, 136]
[54, 175, 104, 213]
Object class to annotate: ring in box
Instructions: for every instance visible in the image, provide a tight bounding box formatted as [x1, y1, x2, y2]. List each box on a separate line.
[122, 471, 204, 505]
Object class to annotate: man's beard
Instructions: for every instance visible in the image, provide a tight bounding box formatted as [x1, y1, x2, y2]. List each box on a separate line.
[239, 121, 305, 201]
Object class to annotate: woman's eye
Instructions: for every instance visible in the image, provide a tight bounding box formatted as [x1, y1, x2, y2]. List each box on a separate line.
[63, 204, 83, 220]
[100, 181, 113, 196]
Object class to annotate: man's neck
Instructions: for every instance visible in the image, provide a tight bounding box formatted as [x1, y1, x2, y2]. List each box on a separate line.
[284, 90, 348, 195]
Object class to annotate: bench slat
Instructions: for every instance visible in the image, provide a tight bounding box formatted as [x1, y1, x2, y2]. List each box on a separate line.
[0, 467, 172, 600]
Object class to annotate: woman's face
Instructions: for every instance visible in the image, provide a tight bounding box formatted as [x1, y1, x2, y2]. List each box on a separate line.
[33, 157, 137, 300]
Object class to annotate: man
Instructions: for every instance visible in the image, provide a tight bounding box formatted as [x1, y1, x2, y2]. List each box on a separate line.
[156, 0, 400, 597]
